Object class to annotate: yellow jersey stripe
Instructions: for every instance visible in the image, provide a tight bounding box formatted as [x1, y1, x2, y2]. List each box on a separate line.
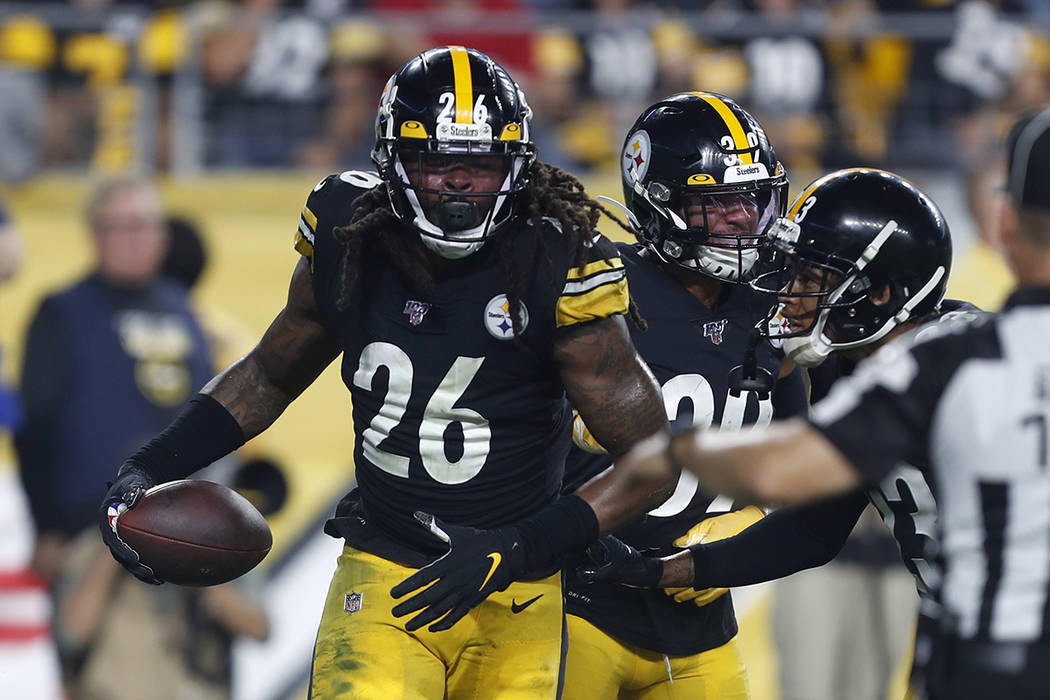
[572, 412, 608, 455]
[556, 277, 630, 327]
[563, 267, 626, 297]
[302, 205, 318, 232]
[449, 46, 474, 124]
[566, 257, 624, 281]
[293, 229, 314, 258]
[692, 91, 753, 165]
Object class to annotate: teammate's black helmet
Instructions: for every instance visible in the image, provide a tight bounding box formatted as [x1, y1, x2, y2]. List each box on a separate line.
[751, 168, 952, 366]
[617, 92, 788, 282]
[372, 46, 536, 259]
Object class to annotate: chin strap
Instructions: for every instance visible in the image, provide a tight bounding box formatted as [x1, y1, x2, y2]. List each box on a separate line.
[728, 327, 775, 398]
[782, 334, 832, 368]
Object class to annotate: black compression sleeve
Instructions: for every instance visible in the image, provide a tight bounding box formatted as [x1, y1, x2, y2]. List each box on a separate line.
[514, 494, 600, 575]
[122, 393, 246, 483]
[689, 490, 868, 588]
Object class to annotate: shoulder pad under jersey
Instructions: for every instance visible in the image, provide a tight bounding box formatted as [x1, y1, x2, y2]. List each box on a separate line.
[293, 170, 384, 261]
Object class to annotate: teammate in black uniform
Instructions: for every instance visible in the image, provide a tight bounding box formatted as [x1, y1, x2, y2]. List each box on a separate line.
[96, 47, 675, 699]
[586, 122, 1050, 696]
[580, 169, 962, 694]
[561, 93, 808, 698]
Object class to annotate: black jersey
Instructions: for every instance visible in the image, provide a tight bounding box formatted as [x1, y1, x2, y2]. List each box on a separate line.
[563, 243, 806, 656]
[295, 171, 631, 566]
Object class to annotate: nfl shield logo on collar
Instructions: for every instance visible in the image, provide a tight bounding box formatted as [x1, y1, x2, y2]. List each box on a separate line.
[403, 300, 432, 326]
[703, 319, 728, 345]
[344, 591, 363, 614]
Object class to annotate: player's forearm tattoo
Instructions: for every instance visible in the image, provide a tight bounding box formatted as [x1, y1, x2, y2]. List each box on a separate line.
[554, 319, 666, 459]
[556, 317, 672, 532]
[205, 261, 340, 439]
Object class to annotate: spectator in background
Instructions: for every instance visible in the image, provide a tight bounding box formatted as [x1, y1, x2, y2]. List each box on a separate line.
[296, 19, 390, 172]
[161, 213, 256, 370]
[529, 0, 664, 173]
[739, 0, 828, 170]
[823, 0, 912, 167]
[0, 202, 23, 283]
[162, 215, 208, 292]
[52, 455, 275, 700]
[15, 177, 214, 584]
[0, 201, 62, 700]
[200, 0, 330, 167]
[9, 179, 267, 699]
[0, 15, 52, 182]
[372, 0, 535, 77]
[527, 26, 606, 172]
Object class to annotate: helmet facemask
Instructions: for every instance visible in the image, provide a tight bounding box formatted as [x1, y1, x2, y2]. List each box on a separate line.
[631, 171, 786, 283]
[376, 140, 534, 259]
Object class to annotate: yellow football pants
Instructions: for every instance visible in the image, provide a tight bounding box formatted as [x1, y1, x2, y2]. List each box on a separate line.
[562, 614, 750, 699]
[310, 546, 565, 700]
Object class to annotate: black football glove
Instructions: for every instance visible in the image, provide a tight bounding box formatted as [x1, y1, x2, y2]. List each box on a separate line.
[390, 512, 524, 633]
[98, 463, 163, 585]
[575, 535, 663, 589]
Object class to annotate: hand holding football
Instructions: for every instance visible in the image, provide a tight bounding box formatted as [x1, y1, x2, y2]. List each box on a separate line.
[115, 480, 272, 586]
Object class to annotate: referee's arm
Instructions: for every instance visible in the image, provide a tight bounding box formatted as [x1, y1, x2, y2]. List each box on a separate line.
[617, 420, 862, 506]
[612, 333, 945, 506]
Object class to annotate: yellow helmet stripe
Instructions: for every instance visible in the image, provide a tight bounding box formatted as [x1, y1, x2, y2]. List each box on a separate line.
[786, 179, 823, 220]
[449, 45, 474, 124]
[786, 168, 896, 220]
[691, 91, 753, 165]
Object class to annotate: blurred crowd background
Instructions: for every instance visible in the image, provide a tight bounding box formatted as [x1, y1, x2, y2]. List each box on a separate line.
[0, 1, 1045, 699]
[0, 0, 1047, 179]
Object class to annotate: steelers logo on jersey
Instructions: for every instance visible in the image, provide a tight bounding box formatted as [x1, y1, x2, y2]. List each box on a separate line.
[484, 294, 529, 340]
[623, 129, 651, 184]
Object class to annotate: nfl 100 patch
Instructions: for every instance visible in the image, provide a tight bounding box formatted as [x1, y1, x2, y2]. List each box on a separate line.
[403, 300, 432, 326]
[703, 319, 728, 345]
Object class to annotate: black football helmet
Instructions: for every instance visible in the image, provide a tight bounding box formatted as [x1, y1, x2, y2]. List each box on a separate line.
[372, 46, 536, 258]
[751, 168, 952, 367]
[614, 92, 788, 282]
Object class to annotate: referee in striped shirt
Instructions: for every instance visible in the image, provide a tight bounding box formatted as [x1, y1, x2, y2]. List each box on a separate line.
[607, 108, 1050, 699]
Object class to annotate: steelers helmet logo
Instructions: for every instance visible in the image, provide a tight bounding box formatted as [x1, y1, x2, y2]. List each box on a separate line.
[484, 294, 529, 340]
[622, 129, 651, 184]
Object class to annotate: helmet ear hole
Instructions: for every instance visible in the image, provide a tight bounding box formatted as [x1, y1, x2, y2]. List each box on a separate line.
[868, 283, 892, 306]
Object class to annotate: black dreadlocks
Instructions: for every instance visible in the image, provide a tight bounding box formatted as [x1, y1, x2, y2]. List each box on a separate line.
[331, 161, 645, 336]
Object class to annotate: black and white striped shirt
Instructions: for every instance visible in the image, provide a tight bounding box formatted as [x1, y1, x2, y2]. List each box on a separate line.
[812, 287, 1050, 643]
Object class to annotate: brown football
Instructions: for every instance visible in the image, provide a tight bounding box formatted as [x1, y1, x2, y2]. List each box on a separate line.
[116, 479, 273, 586]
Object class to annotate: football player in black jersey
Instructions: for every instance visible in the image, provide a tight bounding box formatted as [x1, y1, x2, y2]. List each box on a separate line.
[580, 168, 966, 696]
[97, 47, 676, 699]
[561, 93, 808, 699]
